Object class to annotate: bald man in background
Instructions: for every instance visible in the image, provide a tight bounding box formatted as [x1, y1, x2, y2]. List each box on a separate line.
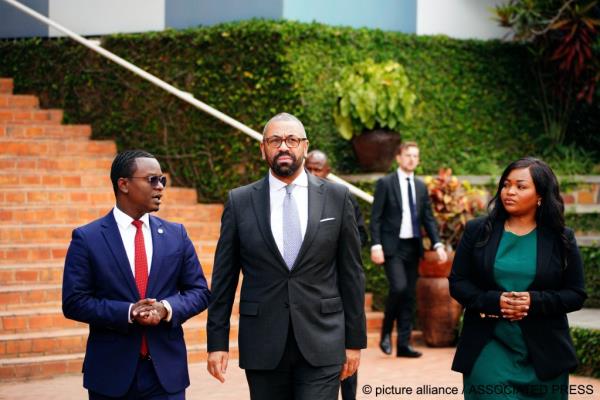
[305, 150, 367, 248]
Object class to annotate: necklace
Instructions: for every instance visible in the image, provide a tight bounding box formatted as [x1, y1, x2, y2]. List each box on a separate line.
[505, 220, 536, 236]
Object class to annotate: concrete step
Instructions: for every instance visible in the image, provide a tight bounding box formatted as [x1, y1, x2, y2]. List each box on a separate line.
[0, 187, 199, 206]
[0, 328, 87, 358]
[0, 289, 221, 335]
[0, 225, 78, 245]
[0, 352, 84, 381]
[0, 243, 68, 266]
[0, 188, 114, 206]
[0, 313, 384, 380]
[1, 308, 382, 358]
[0, 79, 13, 94]
[0, 155, 114, 173]
[0, 171, 110, 188]
[0, 308, 84, 334]
[0, 224, 221, 245]
[0, 204, 223, 227]
[0, 290, 373, 333]
[0, 284, 62, 311]
[0, 138, 116, 157]
[0, 262, 64, 285]
[0, 256, 214, 285]
[0, 319, 239, 359]
[0, 109, 63, 124]
[0, 273, 221, 310]
[0, 124, 90, 139]
[0, 245, 214, 270]
[0, 95, 39, 109]
[0, 341, 239, 381]
[0, 238, 216, 272]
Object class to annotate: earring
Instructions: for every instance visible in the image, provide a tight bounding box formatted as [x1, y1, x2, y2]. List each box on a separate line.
[537, 199, 541, 206]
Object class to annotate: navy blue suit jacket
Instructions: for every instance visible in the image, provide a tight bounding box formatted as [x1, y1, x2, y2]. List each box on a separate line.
[62, 211, 210, 397]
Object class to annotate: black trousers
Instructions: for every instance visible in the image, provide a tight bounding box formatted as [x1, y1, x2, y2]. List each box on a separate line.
[88, 357, 185, 400]
[245, 326, 341, 400]
[381, 238, 420, 347]
[340, 372, 357, 400]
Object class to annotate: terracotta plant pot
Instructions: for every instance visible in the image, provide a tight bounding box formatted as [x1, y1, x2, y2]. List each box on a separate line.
[416, 250, 462, 347]
[350, 129, 400, 172]
[416, 277, 462, 347]
[418, 249, 454, 277]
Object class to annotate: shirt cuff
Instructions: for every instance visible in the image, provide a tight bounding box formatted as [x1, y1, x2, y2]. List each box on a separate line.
[161, 300, 173, 322]
[371, 244, 383, 251]
[128, 303, 134, 324]
[433, 242, 444, 250]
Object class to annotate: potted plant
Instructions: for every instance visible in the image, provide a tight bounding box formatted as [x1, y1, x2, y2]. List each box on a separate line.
[416, 168, 486, 347]
[333, 59, 417, 171]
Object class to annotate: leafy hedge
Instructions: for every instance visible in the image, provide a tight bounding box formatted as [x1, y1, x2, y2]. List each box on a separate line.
[567, 213, 600, 235]
[0, 20, 552, 201]
[581, 246, 600, 308]
[572, 327, 600, 378]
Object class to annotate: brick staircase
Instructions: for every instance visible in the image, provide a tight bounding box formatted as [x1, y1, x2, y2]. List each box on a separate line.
[0, 78, 383, 381]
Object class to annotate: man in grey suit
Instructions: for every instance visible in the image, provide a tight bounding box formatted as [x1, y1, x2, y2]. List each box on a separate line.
[207, 113, 367, 400]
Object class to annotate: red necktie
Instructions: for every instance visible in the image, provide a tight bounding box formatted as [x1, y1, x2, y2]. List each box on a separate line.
[132, 220, 149, 356]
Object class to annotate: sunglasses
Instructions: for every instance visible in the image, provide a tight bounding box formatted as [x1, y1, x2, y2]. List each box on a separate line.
[129, 175, 167, 188]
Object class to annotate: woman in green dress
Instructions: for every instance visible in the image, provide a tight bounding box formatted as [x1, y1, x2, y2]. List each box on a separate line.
[449, 157, 586, 399]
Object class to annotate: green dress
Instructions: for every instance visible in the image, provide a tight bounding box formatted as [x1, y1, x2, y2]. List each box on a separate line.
[463, 229, 568, 399]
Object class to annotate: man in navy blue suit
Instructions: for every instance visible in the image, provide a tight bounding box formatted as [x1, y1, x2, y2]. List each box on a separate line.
[62, 150, 210, 399]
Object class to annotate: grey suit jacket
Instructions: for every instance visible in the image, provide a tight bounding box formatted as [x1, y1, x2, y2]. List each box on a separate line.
[207, 172, 367, 369]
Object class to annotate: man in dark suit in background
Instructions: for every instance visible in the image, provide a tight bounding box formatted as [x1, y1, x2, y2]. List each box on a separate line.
[370, 141, 447, 358]
[62, 150, 211, 399]
[305, 149, 367, 400]
[207, 113, 367, 400]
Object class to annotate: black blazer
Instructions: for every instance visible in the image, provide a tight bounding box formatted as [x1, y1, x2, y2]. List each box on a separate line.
[207, 173, 367, 369]
[370, 172, 440, 255]
[349, 193, 368, 247]
[449, 217, 587, 380]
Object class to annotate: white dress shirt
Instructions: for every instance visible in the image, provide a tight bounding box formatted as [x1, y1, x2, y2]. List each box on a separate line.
[113, 206, 172, 322]
[113, 206, 153, 275]
[269, 169, 309, 258]
[371, 169, 442, 251]
[397, 169, 417, 239]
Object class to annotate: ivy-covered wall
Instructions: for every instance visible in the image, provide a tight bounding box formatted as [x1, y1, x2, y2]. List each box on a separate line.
[581, 246, 600, 308]
[572, 327, 600, 378]
[0, 20, 545, 202]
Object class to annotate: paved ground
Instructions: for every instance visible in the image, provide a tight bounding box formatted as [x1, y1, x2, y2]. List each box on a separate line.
[1, 343, 599, 400]
[1, 310, 598, 399]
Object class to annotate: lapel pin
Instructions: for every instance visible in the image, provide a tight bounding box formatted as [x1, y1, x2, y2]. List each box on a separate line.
[157, 228, 164, 234]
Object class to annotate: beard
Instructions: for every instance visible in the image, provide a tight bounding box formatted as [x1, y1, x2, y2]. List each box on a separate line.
[270, 151, 303, 177]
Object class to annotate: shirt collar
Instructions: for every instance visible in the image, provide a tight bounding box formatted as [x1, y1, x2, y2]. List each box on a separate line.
[113, 206, 150, 229]
[269, 168, 309, 191]
[397, 168, 415, 180]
